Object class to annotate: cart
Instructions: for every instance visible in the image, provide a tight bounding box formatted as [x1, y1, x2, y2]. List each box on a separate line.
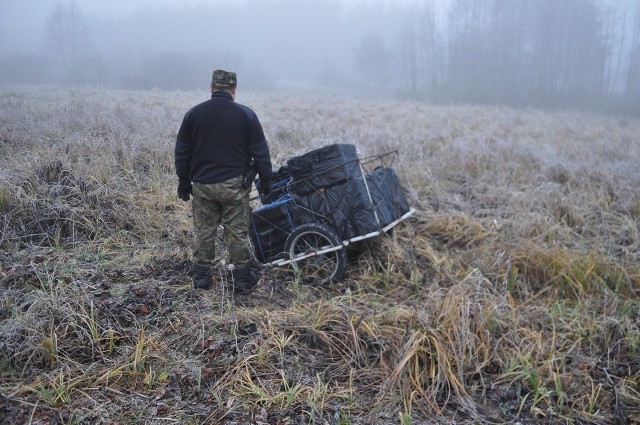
[249, 143, 416, 284]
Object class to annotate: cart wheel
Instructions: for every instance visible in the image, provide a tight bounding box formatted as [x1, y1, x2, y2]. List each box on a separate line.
[284, 223, 347, 284]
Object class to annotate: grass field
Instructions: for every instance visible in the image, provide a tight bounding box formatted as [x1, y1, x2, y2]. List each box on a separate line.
[0, 86, 639, 424]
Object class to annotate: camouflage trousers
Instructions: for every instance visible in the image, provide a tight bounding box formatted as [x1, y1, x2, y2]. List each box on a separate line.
[191, 176, 251, 267]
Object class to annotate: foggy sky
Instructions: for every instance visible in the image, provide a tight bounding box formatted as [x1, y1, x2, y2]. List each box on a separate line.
[0, 0, 454, 91]
[0, 0, 442, 55]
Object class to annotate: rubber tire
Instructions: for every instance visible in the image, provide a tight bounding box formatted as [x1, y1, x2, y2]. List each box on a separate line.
[284, 223, 347, 285]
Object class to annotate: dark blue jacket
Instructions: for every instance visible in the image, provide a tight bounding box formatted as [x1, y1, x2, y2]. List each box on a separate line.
[175, 91, 272, 185]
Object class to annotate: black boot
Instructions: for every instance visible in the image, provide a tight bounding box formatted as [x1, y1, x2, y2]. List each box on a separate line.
[193, 261, 211, 289]
[232, 265, 258, 293]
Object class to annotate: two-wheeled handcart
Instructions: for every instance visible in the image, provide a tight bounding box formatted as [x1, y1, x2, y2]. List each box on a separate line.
[249, 143, 416, 284]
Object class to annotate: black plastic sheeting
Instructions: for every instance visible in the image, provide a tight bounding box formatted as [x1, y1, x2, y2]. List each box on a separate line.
[287, 144, 360, 196]
[295, 171, 376, 240]
[250, 144, 411, 263]
[366, 167, 411, 227]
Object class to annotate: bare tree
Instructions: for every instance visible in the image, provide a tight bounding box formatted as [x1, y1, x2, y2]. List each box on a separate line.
[626, 2, 640, 104]
[447, 0, 494, 102]
[353, 34, 390, 86]
[43, 1, 92, 83]
[399, 2, 439, 99]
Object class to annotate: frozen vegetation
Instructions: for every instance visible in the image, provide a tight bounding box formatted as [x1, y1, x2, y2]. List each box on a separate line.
[0, 86, 638, 424]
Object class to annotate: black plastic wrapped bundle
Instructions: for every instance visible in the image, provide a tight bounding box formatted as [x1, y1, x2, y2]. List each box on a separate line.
[296, 190, 358, 240]
[365, 167, 411, 227]
[296, 170, 379, 240]
[250, 196, 301, 263]
[287, 144, 360, 196]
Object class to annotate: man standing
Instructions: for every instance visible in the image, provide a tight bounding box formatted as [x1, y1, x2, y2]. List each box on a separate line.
[175, 69, 272, 292]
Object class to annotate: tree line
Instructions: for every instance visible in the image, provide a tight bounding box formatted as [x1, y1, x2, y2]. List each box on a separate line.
[1, 0, 638, 115]
[398, 0, 640, 114]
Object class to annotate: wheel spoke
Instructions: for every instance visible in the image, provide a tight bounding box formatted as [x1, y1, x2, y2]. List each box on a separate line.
[295, 234, 332, 278]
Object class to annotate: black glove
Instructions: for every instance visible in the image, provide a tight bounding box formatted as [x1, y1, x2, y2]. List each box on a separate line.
[177, 179, 192, 201]
[260, 180, 272, 195]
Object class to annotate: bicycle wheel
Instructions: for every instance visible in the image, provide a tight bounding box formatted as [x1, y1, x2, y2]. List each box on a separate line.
[284, 223, 347, 284]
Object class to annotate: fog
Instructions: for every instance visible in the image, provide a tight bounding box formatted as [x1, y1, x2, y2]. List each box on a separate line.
[1, 0, 639, 114]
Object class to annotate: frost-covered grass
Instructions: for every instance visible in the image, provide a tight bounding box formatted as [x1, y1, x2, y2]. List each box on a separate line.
[0, 86, 638, 424]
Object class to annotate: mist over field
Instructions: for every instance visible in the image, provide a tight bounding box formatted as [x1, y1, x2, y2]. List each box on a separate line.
[1, 1, 640, 424]
[1, 0, 639, 114]
[0, 83, 639, 424]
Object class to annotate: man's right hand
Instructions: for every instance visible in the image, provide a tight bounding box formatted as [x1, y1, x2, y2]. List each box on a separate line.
[260, 180, 272, 195]
[177, 179, 192, 201]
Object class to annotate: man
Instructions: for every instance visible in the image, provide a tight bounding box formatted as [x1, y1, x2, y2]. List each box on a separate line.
[175, 69, 272, 292]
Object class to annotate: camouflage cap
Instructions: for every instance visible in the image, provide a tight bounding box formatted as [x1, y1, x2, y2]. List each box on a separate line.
[212, 69, 237, 87]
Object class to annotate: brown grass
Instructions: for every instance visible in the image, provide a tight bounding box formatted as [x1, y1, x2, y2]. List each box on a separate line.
[0, 86, 638, 424]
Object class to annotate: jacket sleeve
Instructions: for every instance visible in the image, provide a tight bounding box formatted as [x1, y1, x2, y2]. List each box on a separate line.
[247, 113, 272, 184]
[174, 113, 192, 181]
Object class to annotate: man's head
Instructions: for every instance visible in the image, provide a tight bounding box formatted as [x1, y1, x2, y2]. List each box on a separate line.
[211, 69, 237, 97]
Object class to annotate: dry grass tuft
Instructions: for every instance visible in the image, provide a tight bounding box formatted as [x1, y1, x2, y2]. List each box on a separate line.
[506, 242, 637, 300]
